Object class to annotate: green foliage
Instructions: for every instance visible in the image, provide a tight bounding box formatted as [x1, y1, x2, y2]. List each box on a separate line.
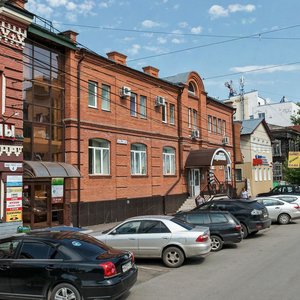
[283, 160, 300, 184]
[290, 102, 300, 125]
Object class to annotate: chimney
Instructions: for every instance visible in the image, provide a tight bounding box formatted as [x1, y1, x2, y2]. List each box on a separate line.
[60, 30, 78, 43]
[143, 66, 159, 78]
[106, 51, 127, 65]
[8, 0, 28, 9]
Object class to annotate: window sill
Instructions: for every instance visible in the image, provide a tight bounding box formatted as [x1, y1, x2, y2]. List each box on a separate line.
[131, 175, 148, 178]
[101, 109, 111, 112]
[88, 106, 98, 110]
[89, 174, 112, 178]
[163, 174, 177, 177]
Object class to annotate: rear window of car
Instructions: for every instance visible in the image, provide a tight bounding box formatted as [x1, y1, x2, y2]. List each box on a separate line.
[171, 218, 195, 230]
[235, 200, 264, 210]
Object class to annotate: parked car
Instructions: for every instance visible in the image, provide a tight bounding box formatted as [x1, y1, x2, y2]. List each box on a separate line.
[0, 231, 137, 300]
[95, 215, 211, 268]
[175, 210, 243, 251]
[195, 199, 272, 238]
[256, 197, 300, 224]
[270, 194, 300, 206]
[256, 185, 300, 197]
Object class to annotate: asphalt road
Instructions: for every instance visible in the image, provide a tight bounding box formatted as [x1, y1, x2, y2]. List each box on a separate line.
[124, 221, 300, 300]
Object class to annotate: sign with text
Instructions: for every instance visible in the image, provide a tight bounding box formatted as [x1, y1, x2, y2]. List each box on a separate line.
[6, 176, 23, 222]
[51, 178, 64, 204]
[288, 152, 300, 168]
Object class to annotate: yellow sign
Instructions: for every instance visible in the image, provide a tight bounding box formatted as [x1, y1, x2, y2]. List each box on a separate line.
[6, 210, 22, 222]
[288, 152, 300, 168]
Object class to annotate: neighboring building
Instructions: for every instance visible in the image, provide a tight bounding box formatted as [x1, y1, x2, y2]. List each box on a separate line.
[269, 124, 300, 185]
[235, 118, 273, 197]
[0, 0, 237, 231]
[223, 90, 299, 126]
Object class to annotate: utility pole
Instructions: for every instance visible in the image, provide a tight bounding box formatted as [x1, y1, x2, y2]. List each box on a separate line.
[240, 76, 245, 120]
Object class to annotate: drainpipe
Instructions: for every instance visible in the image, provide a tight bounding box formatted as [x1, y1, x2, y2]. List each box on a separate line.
[163, 86, 184, 214]
[231, 112, 237, 198]
[77, 50, 85, 227]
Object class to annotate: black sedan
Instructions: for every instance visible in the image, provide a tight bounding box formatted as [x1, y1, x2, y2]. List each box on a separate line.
[175, 210, 242, 251]
[0, 231, 137, 300]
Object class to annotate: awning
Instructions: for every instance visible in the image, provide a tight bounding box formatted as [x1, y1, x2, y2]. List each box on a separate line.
[24, 161, 81, 178]
[185, 148, 231, 168]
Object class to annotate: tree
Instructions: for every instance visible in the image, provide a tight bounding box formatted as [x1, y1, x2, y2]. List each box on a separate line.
[283, 160, 300, 184]
[291, 102, 300, 125]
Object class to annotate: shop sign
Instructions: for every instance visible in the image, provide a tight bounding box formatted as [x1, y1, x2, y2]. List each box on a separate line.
[288, 152, 300, 168]
[4, 163, 22, 171]
[253, 155, 269, 166]
[214, 152, 227, 161]
[51, 178, 64, 204]
[6, 178, 22, 222]
[0, 123, 15, 139]
[117, 139, 128, 145]
[0, 21, 27, 49]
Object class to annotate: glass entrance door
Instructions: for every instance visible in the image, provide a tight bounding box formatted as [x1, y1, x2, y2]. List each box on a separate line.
[189, 169, 200, 197]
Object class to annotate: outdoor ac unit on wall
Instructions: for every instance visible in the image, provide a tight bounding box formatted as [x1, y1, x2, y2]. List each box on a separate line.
[155, 96, 166, 106]
[120, 86, 131, 98]
[222, 136, 229, 144]
[191, 129, 200, 139]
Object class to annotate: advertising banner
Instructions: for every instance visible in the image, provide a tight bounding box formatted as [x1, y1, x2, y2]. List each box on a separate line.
[288, 152, 300, 168]
[51, 178, 64, 204]
[6, 175, 23, 222]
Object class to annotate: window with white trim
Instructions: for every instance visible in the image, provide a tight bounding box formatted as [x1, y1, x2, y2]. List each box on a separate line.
[163, 147, 175, 175]
[131, 144, 147, 175]
[263, 168, 267, 181]
[101, 84, 110, 111]
[130, 93, 137, 117]
[193, 109, 197, 129]
[162, 102, 167, 123]
[169, 104, 175, 125]
[259, 169, 262, 181]
[88, 81, 97, 108]
[254, 168, 258, 181]
[140, 95, 147, 118]
[88, 139, 110, 175]
[208, 115, 212, 132]
[188, 108, 191, 128]
[212, 117, 217, 133]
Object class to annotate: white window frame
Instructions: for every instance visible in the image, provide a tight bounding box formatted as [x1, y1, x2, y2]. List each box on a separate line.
[213, 117, 217, 133]
[88, 139, 110, 175]
[193, 109, 197, 129]
[263, 168, 267, 181]
[254, 168, 258, 181]
[130, 93, 137, 117]
[169, 104, 175, 125]
[101, 84, 110, 111]
[163, 147, 176, 175]
[131, 144, 147, 175]
[162, 102, 167, 123]
[259, 168, 262, 181]
[88, 81, 98, 108]
[188, 108, 191, 128]
[140, 95, 147, 118]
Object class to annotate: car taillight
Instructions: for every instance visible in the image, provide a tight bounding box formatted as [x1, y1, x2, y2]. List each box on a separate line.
[130, 252, 135, 264]
[196, 234, 209, 242]
[235, 224, 241, 231]
[99, 261, 117, 278]
[293, 204, 300, 210]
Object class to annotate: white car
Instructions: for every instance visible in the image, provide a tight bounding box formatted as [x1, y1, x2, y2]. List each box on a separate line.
[270, 194, 300, 206]
[95, 215, 211, 268]
[256, 197, 300, 224]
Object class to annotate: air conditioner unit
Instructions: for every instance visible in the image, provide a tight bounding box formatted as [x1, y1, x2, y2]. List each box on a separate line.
[155, 96, 166, 106]
[191, 129, 200, 139]
[120, 86, 131, 98]
[222, 136, 229, 144]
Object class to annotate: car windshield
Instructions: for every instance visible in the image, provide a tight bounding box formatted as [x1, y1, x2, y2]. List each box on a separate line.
[171, 217, 195, 230]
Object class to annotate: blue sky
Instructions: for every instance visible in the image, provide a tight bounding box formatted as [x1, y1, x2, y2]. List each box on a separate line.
[26, 0, 300, 102]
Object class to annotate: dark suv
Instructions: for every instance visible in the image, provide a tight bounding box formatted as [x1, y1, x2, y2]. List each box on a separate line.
[194, 199, 272, 238]
[257, 185, 300, 197]
[175, 211, 242, 251]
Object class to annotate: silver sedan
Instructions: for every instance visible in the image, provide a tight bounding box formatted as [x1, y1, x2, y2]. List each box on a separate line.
[256, 197, 300, 224]
[95, 215, 211, 268]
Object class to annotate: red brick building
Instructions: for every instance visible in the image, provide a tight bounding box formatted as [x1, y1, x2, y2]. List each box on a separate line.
[0, 0, 238, 230]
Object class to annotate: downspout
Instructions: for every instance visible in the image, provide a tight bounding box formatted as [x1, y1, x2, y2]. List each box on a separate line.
[163, 86, 184, 214]
[77, 50, 85, 227]
[231, 111, 237, 198]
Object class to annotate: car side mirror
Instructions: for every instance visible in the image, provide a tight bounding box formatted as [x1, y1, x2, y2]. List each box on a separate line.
[110, 230, 117, 235]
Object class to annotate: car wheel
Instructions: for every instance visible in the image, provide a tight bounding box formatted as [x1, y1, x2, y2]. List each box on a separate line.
[278, 213, 291, 225]
[50, 283, 81, 300]
[249, 230, 258, 236]
[210, 235, 223, 251]
[241, 224, 248, 239]
[162, 246, 185, 268]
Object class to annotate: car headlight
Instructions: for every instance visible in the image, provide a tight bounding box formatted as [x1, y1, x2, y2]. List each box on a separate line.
[251, 209, 263, 215]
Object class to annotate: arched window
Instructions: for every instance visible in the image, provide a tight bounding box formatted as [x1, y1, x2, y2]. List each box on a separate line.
[188, 82, 197, 96]
[163, 147, 175, 175]
[88, 139, 110, 175]
[131, 144, 147, 175]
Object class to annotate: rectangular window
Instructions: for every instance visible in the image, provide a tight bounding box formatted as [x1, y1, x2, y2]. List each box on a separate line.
[259, 169, 262, 181]
[263, 168, 267, 181]
[254, 168, 258, 181]
[88, 81, 97, 108]
[130, 93, 137, 117]
[258, 112, 265, 119]
[140, 95, 147, 118]
[213, 117, 217, 133]
[268, 168, 271, 180]
[193, 109, 197, 129]
[169, 104, 175, 125]
[222, 120, 226, 135]
[101, 84, 110, 111]
[208, 115, 212, 132]
[235, 169, 242, 181]
[217, 119, 222, 134]
[131, 148, 147, 175]
[272, 141, 281, 156]
[162, 103, 167, 123]
[188, 108, 191, 128]
[163, 148, 175, 175]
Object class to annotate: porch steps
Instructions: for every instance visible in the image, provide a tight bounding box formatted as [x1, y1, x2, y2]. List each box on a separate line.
[177, 198, 197, 212]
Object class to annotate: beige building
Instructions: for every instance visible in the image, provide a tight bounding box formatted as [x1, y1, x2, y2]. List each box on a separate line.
[235, 119, 273, 197]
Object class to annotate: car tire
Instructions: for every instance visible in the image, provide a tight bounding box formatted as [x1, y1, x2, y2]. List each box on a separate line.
[249, 230, 258, 236]
[162, 246, 185, 268]
[210, 235, 223, 251]
[49, 283, 81, 300]
[278, 213, 291, 225]
[241, 223, 248, 239]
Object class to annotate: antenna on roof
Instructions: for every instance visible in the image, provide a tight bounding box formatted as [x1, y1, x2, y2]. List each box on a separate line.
[224, 80, 237, 97]
[280, 96, 287, 103]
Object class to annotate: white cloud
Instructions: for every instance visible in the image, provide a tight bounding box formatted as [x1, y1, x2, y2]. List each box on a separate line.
[144, 45, 164, 54]
[47, 0, 67, 7]
[28, 0, 54, 18]
[172, 38, 184, 44]
[178, 21, 188, 28]
[142, 20, 161, 28]
[230, 64, 300, 74]
[242, 17, 256, 25]
[99, 0, 114, 8]
[123, 36, 135, 42]
[127, 44, 141, 55]
[66, 2, 77, 10]
[191, 26, 202, 34]
[209, 3, 256, 19]
[157, 37, 167, 44]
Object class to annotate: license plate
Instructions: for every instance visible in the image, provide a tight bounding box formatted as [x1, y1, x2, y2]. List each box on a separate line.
[264, 214, 268, 218]
[122, 261, 132, 273]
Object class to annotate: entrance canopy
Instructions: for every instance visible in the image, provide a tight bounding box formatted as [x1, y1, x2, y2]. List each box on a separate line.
[185, 148, 231, 168]
[24, 161, 81, 178]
